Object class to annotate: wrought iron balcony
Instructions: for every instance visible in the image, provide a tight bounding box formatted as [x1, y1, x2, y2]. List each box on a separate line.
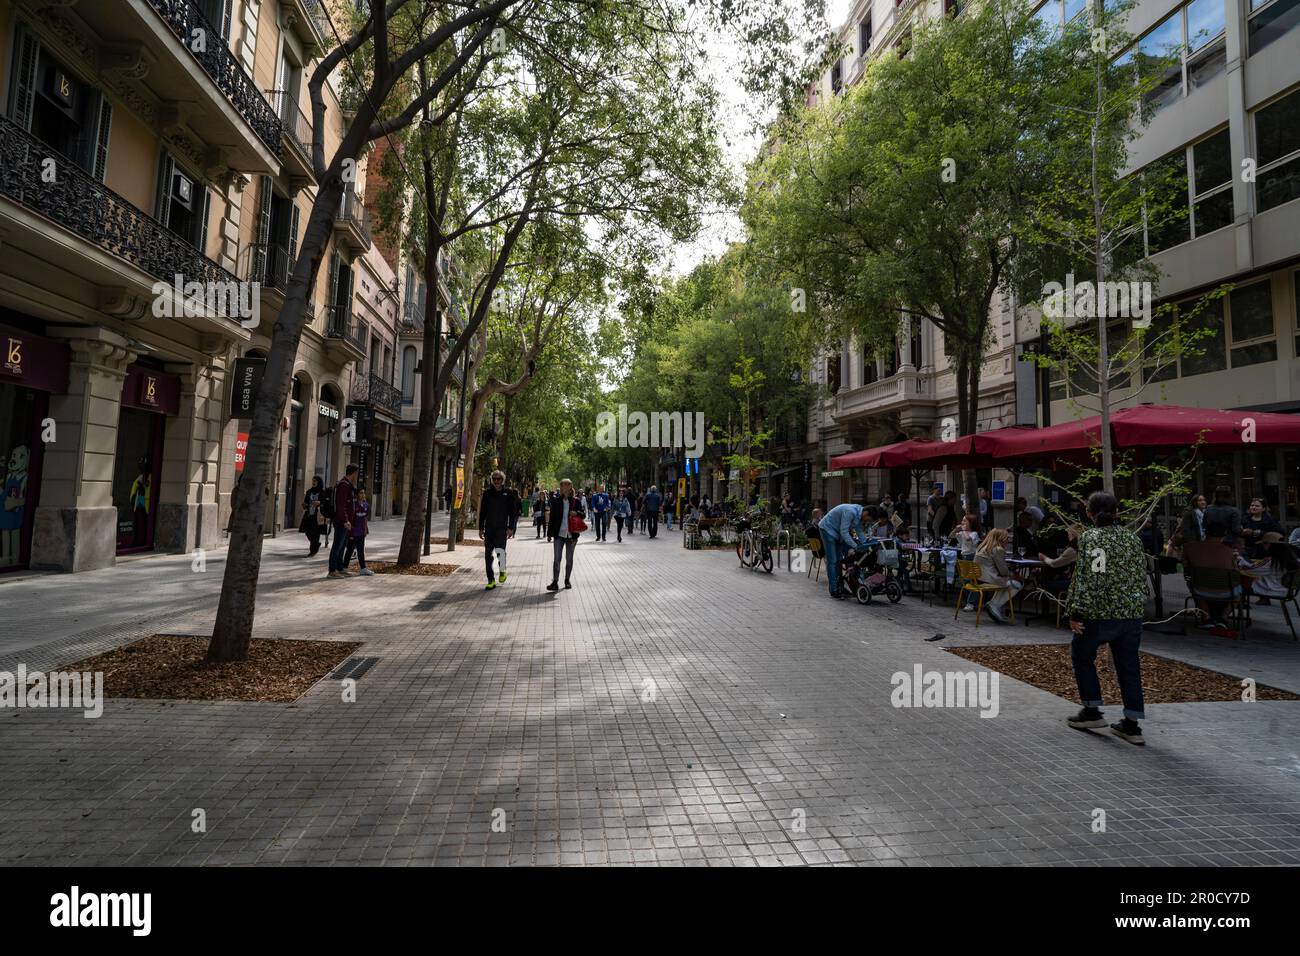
[268, 89, 314, 181]
[284, 0, 332, 51]
[324, 303, 367, 362]
[333, 189, 372, 253]
[0, 114, 247, 318]
[351, 371, 404, 418]
[145, 0, 282, 158]
[240, 241, 292, 292]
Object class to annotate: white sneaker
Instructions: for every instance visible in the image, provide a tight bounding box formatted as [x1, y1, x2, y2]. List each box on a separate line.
[987, 607, 1007, 624]
[961, 604, 975, 613]
[359, 568, 374, 576]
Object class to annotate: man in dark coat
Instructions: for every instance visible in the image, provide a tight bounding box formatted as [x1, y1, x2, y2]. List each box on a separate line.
[328, 464, 358, 578]
[478, 469, 518, 589]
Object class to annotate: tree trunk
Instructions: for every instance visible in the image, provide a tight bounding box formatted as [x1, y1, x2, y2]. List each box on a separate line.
[457, 381, 491, 540]
[964, 353, 981, 522]
[1090, 10, 1115, 496]
[207, 177, 343, 662]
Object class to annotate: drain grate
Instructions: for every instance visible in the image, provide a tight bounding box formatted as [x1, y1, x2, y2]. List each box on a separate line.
[330, 656, 380, 681]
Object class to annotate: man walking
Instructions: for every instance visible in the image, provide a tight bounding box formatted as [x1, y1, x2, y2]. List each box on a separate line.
[818, 502, 867, 599]
[590, 483, 611, 541]
[643, 485, 663, 538]
[478, 469, 518, 590]
[328, 464, 358, 579]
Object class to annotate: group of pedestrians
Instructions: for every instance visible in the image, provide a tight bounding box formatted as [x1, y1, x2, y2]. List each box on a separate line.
[314, 464, 372, 578]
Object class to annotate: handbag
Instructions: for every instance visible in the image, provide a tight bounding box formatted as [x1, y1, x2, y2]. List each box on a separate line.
[568, 511, 588, 534]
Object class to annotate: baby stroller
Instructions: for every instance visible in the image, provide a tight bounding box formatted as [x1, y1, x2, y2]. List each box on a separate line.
[842, 540, 903, 605]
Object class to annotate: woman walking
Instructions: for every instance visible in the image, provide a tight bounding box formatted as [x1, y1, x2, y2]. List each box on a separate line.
[532, 488, 547, 538]
[343, 487, 374, 576]
[1065, 491, 1149, 745]
[299, 476, 326, 556]
[612, 490, 631, 542]
[546, 478, 585, 591]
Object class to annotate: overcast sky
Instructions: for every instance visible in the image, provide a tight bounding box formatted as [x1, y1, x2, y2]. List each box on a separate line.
[667, 0, 851, 277]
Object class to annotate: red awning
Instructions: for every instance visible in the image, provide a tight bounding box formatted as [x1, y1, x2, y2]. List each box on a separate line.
[1109, 404, 1300, 450]
[830, 438, 947, 470]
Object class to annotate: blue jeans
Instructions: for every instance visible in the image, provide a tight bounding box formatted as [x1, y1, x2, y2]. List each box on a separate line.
[822, 533, 842, 595]
[328, 522, 350, 572]
[1071, 618, 1146, 720]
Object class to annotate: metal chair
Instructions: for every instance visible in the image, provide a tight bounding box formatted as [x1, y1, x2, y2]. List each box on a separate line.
[807, 535, 824, 582]
[1183, 565, 1250, 635]
[954, 559, 1015, 627]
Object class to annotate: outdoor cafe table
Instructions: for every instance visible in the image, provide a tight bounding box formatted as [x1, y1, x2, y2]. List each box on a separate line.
[1007, 557, 1051, 625]
[901, 545, 954, 603]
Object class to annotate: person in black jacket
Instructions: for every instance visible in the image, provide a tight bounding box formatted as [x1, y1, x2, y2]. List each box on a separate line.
[478, 470, 518, 590]
[545, 478, 585, 591]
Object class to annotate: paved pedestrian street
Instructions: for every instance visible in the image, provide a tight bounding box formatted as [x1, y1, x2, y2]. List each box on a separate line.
[3, 519, 1300, 867]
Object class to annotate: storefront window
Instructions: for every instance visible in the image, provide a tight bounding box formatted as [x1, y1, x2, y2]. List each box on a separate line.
[112, 407, 162, 553]
[0, 384, 43, 570]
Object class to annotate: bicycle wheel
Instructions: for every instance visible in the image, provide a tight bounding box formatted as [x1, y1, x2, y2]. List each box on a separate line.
[760, 543, 773, 573]
[886, 580, 903, 603]
[739, 533, 754, 568]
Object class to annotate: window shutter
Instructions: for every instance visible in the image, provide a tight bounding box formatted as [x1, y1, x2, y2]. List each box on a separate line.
[154, 151, 175, 225]
[199, 187, 211, 257]
[92, 93, 113, 182]
[220, 0, 233, 40]
[252, 174, 271, 280]
[287, 202, 300, 271]
[326, 250, 339, 309]
[10, 29, 38, 132]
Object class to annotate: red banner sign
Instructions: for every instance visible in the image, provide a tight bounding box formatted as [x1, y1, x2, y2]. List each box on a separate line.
[235, 433, 249, 472]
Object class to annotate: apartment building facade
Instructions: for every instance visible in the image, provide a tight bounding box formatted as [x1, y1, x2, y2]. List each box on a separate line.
[802, 0, 1026, 523]
[1016, 0, 1300, 528]
[0, 0, 397, 573]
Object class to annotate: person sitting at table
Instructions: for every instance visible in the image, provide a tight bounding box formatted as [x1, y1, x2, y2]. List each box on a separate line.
[866, 507, 893, 540]
[1013, 511, 1037, 557]
[1038, 529, 1078, 597]
[1240, 534, 1298, 605]
[1182, 519, 1242, 628]
[1138, 516, 1164, 558]
[950, 513, 980, 559]
[1179, 494, 1206, 545]
[934, 492, 959, 543]
[1241, 498, 1285, 559]
[974, 528, 1020, 625]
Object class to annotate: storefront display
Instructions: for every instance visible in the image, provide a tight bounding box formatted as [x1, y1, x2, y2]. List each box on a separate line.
[0, 321, 68, 571]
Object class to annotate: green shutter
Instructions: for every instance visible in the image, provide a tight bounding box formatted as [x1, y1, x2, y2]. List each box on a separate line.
[9, 28, 38, 131]
[92, 94, 113, 182]
[287, 201, 300, 272]
[199, 187, 211, 257]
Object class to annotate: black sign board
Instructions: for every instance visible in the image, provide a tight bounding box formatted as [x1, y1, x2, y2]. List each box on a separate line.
[229, 357, 266, 420]
[344, 403, 375, 446]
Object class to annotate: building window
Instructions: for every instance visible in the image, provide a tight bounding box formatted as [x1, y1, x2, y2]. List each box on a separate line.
[1179, 297, 1227, 377]
[1186, 0, 1227, 89]
[1191, 128, 1233, 236]
[1117, 0, 1226, 115]
[831, 59, 843, 94]
[862, 347, 877, 385]
[401, 346, 417, 402]
[859, 19, 872, 55]
[1143, 149, 1190, 255]
[1227, 281, 1276, 368]
[827, 355, 841, 393]
[1254, 87, 1300, 213]
[155, 152, 210, 250]
[1248, 0, 1300, 57]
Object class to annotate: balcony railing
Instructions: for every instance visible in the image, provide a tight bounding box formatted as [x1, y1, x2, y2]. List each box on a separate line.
[335, 190, 372, 245]
[325, 303, 367, 352]
[351, 371, 404, 417]
[239, 241, 291, 291]
[146, 0, 282, 157]
[0, 114, 246, 308]
[268, 89, 312, 162]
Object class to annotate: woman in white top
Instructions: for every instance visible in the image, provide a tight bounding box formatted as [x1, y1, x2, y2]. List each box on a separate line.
[975, 527, 1021, 623]
[951, 514, 980, 559]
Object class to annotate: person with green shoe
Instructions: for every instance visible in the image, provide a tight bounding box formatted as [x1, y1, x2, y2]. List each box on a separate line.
[478, 470, 517, 590]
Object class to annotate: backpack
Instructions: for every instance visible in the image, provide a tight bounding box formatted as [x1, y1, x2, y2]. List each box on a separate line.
[320, 495, 335, 520]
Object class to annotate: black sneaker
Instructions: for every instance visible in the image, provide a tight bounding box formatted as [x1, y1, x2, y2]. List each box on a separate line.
[564, 581, 572, 589]
[1110, 720, 1145, 745]
[1067, 707, 1106, 730]
[546, 581, 559, 592]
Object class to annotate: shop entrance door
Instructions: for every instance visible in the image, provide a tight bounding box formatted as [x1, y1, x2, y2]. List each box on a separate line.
[113, 407, 164, 553]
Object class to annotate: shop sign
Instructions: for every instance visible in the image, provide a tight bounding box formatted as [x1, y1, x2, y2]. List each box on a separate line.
[454, 467, 465, 509]
[121, 365, 179, 415]
[235, 432, 248, 472]
[318, 403, 340, 420]
[821, 469, 845, 478]
[343, 404, 373, 445]
[229, 357, 265, 419]
[0, 324, 70, 393]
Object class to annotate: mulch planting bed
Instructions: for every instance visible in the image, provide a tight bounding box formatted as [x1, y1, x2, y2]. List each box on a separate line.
[366, 561, 459, 576]
[64, 635, 360, 703]
[946, 643, 1300, 704]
